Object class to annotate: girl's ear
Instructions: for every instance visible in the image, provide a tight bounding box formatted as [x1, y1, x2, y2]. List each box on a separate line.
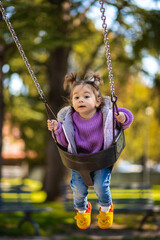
[96, 97, 103, 107]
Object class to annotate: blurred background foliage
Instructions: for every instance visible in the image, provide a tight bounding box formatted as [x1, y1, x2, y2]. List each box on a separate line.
[0, 0, 160, 200]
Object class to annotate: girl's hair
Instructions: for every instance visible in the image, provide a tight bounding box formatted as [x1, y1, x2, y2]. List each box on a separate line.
[63, 72, 104, 108]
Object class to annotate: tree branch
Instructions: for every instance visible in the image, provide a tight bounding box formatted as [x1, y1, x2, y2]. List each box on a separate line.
[71, 0, 97, 29]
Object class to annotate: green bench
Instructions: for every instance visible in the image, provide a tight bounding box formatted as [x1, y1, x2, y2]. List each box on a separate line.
[0, 184, 51, 235]
[61, 183, 160, 230]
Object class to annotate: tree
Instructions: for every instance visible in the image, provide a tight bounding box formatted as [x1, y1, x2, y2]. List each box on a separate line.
[0, 31, 4, 180]
[0, 0, 99, 200]
[1, 0, 160, 200]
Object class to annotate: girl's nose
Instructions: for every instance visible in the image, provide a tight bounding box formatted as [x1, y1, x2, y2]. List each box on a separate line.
[79, 97, 83, 102]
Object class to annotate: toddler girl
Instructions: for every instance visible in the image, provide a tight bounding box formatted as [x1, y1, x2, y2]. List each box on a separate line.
[47, 72, 133, 230]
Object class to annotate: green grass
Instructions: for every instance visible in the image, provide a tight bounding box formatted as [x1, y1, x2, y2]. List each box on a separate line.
[0, 200, 160, 237]
[153, 185, 160, 205]
[0, 180, 160, 238]
[1, 177, 47, 203]
[0, 201, 76, 236]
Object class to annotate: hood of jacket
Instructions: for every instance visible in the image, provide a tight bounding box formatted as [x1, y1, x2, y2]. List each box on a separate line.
[57, 96, 111, 122]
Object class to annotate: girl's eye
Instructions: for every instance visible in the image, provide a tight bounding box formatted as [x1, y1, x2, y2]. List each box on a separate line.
[74, 96, 79, 100]
[85, 95, 90, 98]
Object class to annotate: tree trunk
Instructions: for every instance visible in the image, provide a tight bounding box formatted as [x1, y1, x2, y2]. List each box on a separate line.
[44, 47, 70, 201]
[0, 44, 4, 180]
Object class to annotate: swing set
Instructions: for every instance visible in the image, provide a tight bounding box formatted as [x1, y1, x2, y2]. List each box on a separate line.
[0, 0, 125, 187]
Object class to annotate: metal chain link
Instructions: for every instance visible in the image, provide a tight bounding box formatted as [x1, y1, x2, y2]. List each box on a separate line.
[0, 1, 46, 101]
[98, 0, 115, 99]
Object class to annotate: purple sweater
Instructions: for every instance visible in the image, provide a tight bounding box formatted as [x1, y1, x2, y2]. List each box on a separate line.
[54, 108, 133, 154]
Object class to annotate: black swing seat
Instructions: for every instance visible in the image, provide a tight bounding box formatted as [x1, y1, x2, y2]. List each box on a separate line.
[57, 128, 125, 186]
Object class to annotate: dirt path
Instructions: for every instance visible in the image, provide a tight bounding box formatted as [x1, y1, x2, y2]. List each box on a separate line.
[0, 229, 160, 240]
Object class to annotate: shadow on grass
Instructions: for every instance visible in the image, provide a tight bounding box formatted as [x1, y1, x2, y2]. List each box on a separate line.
[0, 201, 159, 239]
[0, 201, 76, 236]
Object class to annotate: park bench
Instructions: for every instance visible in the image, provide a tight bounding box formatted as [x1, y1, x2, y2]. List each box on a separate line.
[0, 184, 52, 236]
[61, 183, 160, 230]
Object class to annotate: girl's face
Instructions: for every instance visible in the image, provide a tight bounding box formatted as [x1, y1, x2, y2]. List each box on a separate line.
[72, 84, 101, 119]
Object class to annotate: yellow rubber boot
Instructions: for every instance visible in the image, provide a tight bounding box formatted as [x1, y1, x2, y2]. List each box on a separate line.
[75, 202, 92, 230]
[97, 203, 113, 229]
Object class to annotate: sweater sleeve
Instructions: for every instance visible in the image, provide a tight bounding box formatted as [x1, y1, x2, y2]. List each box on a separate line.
[116, 107, 133, 130]
[53, 122, 68, 148]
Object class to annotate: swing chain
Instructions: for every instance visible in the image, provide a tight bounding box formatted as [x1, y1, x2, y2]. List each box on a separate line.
[98, 0, 115, 99]
[0, 1, 46, 101]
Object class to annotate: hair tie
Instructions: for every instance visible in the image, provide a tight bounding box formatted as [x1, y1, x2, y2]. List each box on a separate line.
[88, 77, 100, 86]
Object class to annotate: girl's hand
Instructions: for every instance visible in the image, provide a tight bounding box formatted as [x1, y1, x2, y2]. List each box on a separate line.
[114, 112, 126, 124]
[47, 119, 59, 131]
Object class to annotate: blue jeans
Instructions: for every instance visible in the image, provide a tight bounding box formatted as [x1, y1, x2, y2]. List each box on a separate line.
[70, 168, 112, 211]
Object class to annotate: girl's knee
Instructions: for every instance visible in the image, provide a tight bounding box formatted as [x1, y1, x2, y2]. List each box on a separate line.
[94, 182, 110, 195]
[93, 168, 111, 192]
[70, 179, 86, 191]
[70, 170, 88, 195]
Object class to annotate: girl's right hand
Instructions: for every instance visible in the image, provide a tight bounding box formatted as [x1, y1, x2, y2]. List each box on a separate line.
[47, 119, 59, 131]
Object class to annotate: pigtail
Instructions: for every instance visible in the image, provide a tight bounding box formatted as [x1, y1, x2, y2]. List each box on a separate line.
[85, 72, 103, 86]
[63, 72, 77, 90]
[91, 72, 103, 86]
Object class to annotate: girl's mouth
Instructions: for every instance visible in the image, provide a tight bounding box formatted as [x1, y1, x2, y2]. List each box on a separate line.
[79, 106, 85, 108]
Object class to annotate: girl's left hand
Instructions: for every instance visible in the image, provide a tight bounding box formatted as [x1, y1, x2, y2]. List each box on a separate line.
[114, 112, 126, 124]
